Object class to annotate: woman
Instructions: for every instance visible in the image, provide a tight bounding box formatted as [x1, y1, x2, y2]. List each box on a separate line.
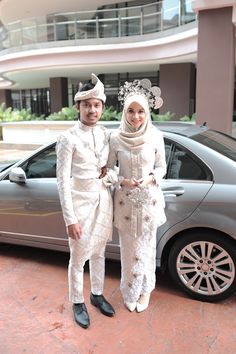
[107, 79, 167, 312]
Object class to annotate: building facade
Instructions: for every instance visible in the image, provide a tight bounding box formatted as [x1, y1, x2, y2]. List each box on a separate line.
[0, 0, 235, 134]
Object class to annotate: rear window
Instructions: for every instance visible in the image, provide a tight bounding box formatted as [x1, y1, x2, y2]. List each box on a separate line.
[191, 130, 236, 162]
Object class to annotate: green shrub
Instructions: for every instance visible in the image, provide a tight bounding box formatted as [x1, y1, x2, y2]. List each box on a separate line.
[1, 102, 194, 123]
[101, 106, 121, 121]
[0, 103, 45, 121]
[180, 113, 196, 122]
[151, 111, 174, 121]
[46, 106, 78, 121]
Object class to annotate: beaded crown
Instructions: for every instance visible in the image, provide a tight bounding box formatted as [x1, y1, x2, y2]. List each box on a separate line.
[118, 78, 163, 109]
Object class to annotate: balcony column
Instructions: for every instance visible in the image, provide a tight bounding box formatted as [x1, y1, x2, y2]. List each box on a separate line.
[159, 63, 196, 119]
[0, 89, 12, 107]
[195, 6, 235, 134]
[50, 77, 68, 113]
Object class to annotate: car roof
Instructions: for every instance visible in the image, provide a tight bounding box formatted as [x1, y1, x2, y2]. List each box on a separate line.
[152, 121, 209, 137]
[99, 120, 209, 138]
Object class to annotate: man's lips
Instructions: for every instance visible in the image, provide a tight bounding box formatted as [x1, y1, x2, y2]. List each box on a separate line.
[87, 114, 97, 118]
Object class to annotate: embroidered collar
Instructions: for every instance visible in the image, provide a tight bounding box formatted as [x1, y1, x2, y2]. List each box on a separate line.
[77, 120, 97, 131]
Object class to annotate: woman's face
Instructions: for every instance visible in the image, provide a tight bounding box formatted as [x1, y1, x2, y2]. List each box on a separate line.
[126, 101, 147, 129]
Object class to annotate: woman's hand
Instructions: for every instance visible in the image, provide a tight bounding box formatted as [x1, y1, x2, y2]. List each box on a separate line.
[138, 174, 155, 187]
[120, 178, 140, 188]
[67, 223, 82, 240]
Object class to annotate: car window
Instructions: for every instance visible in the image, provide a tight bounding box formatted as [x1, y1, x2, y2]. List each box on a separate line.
[164, 139, 172, 165]
[165, 141, 212, 180]
[21, 145, 57, 179]
[191, 130, 236, 162]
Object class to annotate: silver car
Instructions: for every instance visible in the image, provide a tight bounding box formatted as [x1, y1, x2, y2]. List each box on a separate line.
[1, 122, 236, 302]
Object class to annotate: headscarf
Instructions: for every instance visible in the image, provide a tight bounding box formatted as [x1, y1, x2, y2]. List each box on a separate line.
[74, 73, 106, 103]
[118, 94, 153, 149]
[117, 78, 163, 150]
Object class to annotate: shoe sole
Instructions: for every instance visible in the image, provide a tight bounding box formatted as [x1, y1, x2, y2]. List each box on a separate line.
[74, 317, 90, 329]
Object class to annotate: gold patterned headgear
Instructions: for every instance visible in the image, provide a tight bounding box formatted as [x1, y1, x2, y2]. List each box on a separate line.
[74, 73, 106, 103]
[118, 79, 163, 109]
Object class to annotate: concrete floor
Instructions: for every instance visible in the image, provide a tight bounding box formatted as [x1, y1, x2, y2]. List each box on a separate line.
[1, 244, 236, 354]
[0, 144, 39, 163]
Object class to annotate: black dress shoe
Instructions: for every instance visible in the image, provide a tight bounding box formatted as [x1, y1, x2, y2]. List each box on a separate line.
[73, 303, 90, 329]
[90, 293, 115, 317]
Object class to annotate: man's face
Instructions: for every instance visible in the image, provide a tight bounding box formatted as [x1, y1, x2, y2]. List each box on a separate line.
[78, 98, 104, 126]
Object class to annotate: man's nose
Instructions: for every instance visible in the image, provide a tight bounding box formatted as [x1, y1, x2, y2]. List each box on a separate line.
[89, 106, 96, 112]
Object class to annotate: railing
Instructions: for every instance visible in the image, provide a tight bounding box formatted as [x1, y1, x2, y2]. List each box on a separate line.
[0, 0, 196, 51]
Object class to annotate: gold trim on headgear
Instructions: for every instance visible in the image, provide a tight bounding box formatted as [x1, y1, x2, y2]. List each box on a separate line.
[74, 73, 106, 103]
[118, 79, 163, 109]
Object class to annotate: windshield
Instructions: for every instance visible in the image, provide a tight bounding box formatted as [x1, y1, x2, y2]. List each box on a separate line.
[191, 130, 236, 162]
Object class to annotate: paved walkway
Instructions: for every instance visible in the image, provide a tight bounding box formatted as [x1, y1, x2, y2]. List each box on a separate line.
[0, 142, 41, 163]
[1, 244, 236, 354]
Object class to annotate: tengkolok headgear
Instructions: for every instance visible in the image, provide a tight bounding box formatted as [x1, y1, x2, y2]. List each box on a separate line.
[74, 73, 106, 103]
[118, 79, 163, 109]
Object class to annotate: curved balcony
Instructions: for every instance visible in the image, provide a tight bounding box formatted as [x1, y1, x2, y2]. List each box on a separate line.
[0, 1, 197, 53]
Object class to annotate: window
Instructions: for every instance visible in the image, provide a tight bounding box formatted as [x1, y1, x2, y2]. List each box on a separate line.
[11, 88, 50, 116]
[165, 140, 212, 180]
[21, 145, 56, 179]
[191, 130, 236, 162]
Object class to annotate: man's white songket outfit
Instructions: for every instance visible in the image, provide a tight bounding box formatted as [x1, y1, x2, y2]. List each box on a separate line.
[107, 82, 167, 304]
[56, 74, 115, 304]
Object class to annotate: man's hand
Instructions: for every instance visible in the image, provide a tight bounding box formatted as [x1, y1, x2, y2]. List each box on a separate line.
[67, 223, 82, 240]
[99, 166, 107, 179]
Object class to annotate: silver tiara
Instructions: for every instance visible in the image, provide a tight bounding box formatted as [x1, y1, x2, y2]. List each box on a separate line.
[118, 79, 163, 109]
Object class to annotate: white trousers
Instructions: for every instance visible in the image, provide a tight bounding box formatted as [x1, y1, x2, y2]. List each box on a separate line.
[68, 238, 107, 303]
[119, 230, 157, 303]
[68, 179, 113, 304]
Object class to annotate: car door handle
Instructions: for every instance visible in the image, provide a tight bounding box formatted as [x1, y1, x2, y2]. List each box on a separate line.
[162, 187, 185, 197]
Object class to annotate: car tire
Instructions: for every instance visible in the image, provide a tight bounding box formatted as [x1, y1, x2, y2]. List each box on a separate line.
[168, 231, 236, 302]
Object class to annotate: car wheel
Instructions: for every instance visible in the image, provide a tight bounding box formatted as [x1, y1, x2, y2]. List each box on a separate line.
[168, 231, 236, 302]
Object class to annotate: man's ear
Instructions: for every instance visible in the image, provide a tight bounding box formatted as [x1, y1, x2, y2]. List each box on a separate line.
[74, 102, 80, 111]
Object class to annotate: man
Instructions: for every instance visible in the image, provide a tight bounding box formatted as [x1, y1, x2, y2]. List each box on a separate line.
[56, 73, 116, 329]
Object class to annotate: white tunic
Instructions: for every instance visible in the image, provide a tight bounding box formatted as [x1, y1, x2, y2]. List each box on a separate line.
[107, 125, 167, 238]
[56, 121, 113, 247]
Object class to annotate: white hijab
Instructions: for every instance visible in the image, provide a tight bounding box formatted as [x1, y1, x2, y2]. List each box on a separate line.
[118, 94, 153, 150]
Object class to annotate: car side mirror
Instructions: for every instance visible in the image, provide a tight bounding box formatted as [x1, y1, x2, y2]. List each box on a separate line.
[9, 167, 27, 183]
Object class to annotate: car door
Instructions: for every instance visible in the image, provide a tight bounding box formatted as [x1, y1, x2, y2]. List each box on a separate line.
[157, 137, 214, 243]
[0, 144, 68, 249]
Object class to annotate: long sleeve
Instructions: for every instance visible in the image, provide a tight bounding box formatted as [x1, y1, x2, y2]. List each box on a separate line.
[107, 134, 118, 170]
[104, 134, 121, 186]
[56, 134, 78, 226]
[152, 130, 167, 185]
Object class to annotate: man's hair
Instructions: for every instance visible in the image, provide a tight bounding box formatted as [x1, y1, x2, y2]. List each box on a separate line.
[75, 80, 104, 108]
[76, 81, 95, 109]
[80, 81, 95, 92]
